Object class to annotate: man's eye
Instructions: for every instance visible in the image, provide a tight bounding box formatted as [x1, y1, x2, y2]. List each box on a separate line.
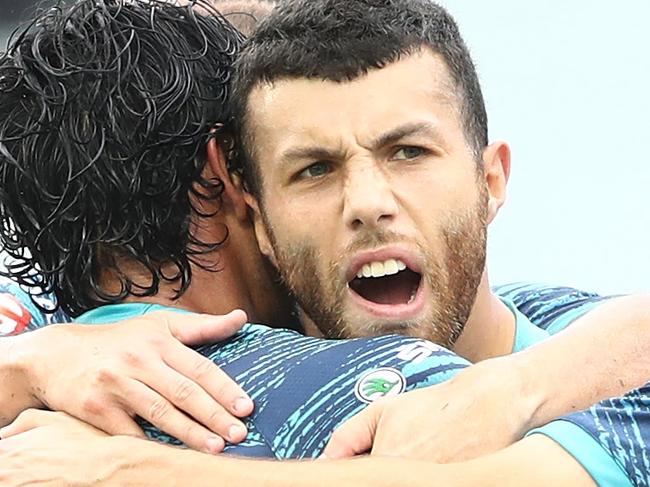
[393, 146, 426, 160]
[297, 162, 331, 179]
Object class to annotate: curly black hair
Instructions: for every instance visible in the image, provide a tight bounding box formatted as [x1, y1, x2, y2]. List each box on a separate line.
[0, 0, 244, 316]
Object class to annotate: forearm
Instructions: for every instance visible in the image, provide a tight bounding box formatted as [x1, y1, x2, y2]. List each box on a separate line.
[513, 294, 650, 428]
[0, 333, 41, 426]
[103, 434, 594, 487]
[103, 437, 433, 487]
[453, 435, 596, 487]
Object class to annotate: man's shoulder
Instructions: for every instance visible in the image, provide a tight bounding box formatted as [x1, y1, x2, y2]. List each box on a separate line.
[198, 329, 469, 459]
[494, 282, 616, 334]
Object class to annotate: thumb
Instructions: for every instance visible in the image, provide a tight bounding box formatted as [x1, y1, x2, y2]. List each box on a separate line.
[165, 309, 248, 345]
[322, 405, 380, 459]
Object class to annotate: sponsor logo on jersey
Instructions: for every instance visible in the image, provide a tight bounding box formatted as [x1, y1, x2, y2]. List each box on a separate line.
[0, 293, 31, 336]
[395, 341, 441, 364]
[354, 367, 406, 403]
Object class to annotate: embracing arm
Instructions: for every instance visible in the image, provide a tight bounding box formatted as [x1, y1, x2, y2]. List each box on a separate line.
[514, 293, 650, 425]
[201, 435, 593, 487]
[0, 311, 255, 452]
[0, 333, 39, 426]
[175, 440, 591, 487]
[0, 410, 595, 487]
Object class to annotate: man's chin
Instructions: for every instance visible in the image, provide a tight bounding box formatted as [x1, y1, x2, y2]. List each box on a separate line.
[338, 309, 427, 339]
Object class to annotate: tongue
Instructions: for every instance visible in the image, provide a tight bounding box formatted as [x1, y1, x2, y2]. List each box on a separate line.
[350, 270, 421, 305]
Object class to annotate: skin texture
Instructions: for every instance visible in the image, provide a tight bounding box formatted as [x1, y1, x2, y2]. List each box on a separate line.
[4, 310, 251, 453]
[247, 50, 509, 353]
[0, 409, 596, 487]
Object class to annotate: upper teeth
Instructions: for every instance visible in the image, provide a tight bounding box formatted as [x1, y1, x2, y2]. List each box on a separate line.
[356, 259, 407, 279]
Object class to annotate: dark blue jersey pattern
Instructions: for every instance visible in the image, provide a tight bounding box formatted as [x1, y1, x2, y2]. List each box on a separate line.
[77, 303, 471, 459]
[2, 279, 648, 485]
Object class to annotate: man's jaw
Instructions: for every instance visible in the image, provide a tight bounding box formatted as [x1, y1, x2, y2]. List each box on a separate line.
[345, 246, 427, 322]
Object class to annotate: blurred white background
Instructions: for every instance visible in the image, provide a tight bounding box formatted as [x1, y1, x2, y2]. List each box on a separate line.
[2, 1, 649, 295]
[440, 0, 650, 294]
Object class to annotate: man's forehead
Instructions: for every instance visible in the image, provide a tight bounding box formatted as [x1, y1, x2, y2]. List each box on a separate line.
[245, 50, 460, 150]
[249, 49, 456, 107]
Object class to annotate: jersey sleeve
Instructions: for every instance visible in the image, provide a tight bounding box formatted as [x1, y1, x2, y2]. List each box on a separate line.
[527, 384, 650, 487]
[501, 283, 645, 485]
[0, 277, 70, 336]
[494, 282, 616, 334]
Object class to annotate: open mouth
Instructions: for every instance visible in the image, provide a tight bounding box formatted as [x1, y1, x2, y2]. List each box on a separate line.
[348, 258, 422, 306]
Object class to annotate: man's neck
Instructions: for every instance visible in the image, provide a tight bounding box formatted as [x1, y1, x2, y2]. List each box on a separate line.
[104, 257, 254, 318]
[453, 273, 517, 363]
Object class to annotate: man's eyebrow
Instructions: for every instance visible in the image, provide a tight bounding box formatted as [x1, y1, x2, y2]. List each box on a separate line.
[278, 146, 343, 167]
[277, 122, 445, 167]
[370, 121, 446, 149]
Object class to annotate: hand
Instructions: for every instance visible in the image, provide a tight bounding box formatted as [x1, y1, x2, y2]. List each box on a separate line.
[0, 409, 174, 486]
[323, 357, 542, 462]
[15, 309, 253, 453]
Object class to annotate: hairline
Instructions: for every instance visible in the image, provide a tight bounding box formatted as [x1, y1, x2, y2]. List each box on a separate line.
[238, 46, 480, 199]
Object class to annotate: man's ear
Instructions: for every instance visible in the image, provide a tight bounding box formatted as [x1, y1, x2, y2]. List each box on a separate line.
[205, 134, 248, 222]
[481, 141, 511, 224]
[242, 191, 279, 268]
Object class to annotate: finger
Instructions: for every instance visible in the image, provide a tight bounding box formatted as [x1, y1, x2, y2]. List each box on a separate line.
[144, 362, 249, 443]
[125, 380, 227, 454]
[0, 409, 58, 438]
[81, 405, 147, 439]
[321, 406, 380, 459]
[163, 341, 254, 419]
[164, 309, 248, 345]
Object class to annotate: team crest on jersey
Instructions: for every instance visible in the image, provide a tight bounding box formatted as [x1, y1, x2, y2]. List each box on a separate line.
[354, 367, 406, 403]
[0, 293, 31, 336]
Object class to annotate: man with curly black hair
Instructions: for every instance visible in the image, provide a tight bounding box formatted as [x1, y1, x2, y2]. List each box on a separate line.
[0, 0, 478, 461]
[0, 1, 650, 486]
[0, 0, 263, 319]
[0, 0, 289, 449]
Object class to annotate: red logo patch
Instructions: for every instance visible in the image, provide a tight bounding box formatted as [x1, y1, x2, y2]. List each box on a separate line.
[0, 293, 32, 336]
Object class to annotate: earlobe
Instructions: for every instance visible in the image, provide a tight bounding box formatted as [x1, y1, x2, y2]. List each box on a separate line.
[243, 192, 279, 268]
[482, 141, 511, 224]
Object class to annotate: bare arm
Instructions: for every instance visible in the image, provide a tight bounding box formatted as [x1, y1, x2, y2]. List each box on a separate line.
[0, 411, 596, 487]
[0, 333, 38, 426]
[515, 293, 650, 422]
[199, 436, 593, 487]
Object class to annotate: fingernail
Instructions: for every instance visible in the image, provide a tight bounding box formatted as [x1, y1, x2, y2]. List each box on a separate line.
[205, 436, 224, 454]
[318, 454, 329, 460]
[233, 396, 252, 414]
[228, 424, 247, 442]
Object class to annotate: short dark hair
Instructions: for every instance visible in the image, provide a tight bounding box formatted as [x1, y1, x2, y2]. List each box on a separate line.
[0, 0, 243, 316]
[231, 0, 488, 197]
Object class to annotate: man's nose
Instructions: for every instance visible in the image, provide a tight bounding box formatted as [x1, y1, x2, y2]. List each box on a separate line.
[342, 163, 399, 231]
